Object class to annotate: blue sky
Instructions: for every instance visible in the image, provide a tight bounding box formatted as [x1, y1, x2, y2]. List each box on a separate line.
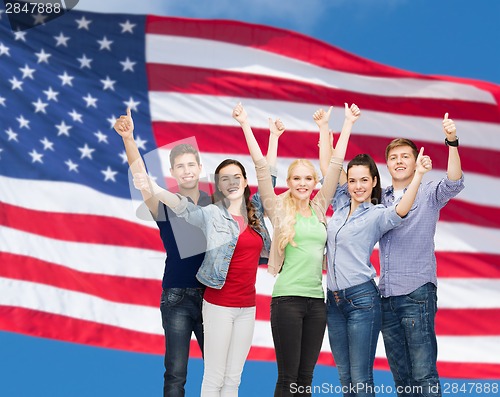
[2, 1, 499, 396]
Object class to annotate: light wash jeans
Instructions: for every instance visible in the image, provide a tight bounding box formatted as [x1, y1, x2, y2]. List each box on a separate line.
[327, 280, 382, 397]
[381, 283, 441, 397]
[201, 300, 256, 397]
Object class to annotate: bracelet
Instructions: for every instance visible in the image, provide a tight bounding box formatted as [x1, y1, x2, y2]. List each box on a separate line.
[445, 137, 459, 147]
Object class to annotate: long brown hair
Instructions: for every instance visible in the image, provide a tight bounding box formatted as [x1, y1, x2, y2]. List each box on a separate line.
[212, 159, 262, 231]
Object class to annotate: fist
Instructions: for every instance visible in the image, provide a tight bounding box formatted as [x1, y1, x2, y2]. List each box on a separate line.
[232, 102, 247, 124]
[442, 113, 457, 140]
[133, 172, 151, 192]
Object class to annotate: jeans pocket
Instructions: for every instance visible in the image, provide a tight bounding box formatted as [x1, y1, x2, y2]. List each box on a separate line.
[162, 288, 185, 307]
[349, 292, 375, 309]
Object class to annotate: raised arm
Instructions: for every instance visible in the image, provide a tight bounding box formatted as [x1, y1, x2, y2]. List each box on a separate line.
[266, 117, 285, 170]
[114, 108, 160, 217]
[314, 106, 334, 177]
[442, 113, 463, 181]
[315, 103, 361, 185]
[395, 147, 432, 217]
[233, 102, 282, 220]
[133, 172, 181, 209]
[232, 102, 265, 163]
[313, 104, 360, 213]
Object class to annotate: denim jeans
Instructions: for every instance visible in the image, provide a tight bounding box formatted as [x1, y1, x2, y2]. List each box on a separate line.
[326, 280, 381, 397]
[381, 283, 441, 397]
[271, 296, 327, 397]
[160, 288, 204, 397]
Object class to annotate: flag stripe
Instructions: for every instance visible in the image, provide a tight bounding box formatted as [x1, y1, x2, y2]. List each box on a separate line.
[152, 122, 500, 180]
[0, 253, 160, 307]
[147, 63, 500, 123]
[149, 93, 500, 152]
[0, 202, 162, 250]
[2, 226, 163, 279]
[371, 251, 500, 279]
[145, 29, 497, 104]
[0, 175, 154, 225]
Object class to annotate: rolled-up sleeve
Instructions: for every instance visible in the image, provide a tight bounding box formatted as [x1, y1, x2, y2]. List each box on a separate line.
[378, 205, 404, 235]
[433, 174, 465, 209]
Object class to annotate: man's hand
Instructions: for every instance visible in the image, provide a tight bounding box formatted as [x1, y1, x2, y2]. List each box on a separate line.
[114, 107, 134, 139]
[416, 147, 432, 175]
[442, 113, 457, 142]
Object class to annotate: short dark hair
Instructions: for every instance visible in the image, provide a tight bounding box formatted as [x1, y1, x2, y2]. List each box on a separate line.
[347, 154, 382, 205]
[385, 138, 418, 161]
[169, 144, 201, 168]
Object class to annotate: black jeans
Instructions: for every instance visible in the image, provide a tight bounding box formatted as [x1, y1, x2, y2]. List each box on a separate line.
[271, 296, 327, 397]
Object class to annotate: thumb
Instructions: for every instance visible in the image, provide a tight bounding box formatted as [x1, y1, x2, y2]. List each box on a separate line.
[126, 107, 132, 118]
[418, 147, 424, 159]
[327, 106, 334, 117]
[444, 112, 449, 120]
[268, 117, 273, 129]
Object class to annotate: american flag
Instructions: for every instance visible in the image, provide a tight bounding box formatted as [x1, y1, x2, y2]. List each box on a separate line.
[1, 9, 499, 380]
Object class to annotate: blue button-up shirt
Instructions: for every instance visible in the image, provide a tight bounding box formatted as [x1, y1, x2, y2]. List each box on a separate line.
[326, 184, 403, 291]
[379, 175, 465, 297]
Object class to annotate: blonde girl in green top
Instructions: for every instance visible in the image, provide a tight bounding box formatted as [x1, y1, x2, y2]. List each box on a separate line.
[233, 102, 360, 397]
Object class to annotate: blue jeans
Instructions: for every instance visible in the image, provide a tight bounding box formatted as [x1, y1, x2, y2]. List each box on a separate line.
[327, 280, 381, 397]
[160, 288, 204, 397]
[381, 283, 441, 397]
[271, 296, 327, 397]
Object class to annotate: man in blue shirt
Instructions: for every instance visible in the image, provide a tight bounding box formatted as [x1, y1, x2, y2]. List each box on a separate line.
[379, 114, 465, 397]
[114, 108, 209, 397]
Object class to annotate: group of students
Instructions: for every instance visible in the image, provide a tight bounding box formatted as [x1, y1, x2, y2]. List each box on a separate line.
[114, 102, 464, 397]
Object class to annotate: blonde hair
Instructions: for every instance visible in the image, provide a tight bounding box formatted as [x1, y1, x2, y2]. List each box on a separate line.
[277, 159, 319, 252]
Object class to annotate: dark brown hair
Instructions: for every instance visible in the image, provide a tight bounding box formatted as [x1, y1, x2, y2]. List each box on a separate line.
[212, 159, 261, 231]
[347, 154, 382, 205]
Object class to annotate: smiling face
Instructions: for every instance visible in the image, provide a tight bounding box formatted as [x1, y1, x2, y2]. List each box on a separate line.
[386, 145, 417, 185]
[347, 165, 377, 204]
[216, 163, 248, 202]
[287, 163, 317, 202]
[170, 153, 202, 190]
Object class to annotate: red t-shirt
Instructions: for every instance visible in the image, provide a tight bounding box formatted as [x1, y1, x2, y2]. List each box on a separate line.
[203, 215, 263, 307]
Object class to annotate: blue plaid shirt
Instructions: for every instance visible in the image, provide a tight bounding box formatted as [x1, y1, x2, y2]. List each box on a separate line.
[379, 175, 465, 297]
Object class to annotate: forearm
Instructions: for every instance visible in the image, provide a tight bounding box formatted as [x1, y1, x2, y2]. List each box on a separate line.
[123, 136, 145, 173]
[317, 157, 344, 209]
[255, 158, 277, 219]
[396, 172, 424, 217]
[240, 121, 265, 163]
[148, 181, 181, 209]
[332, 119, 354, 161]
[266, 133, 279, 169]
[318, 124, 332, 177]
[447, 147, 462, 180]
